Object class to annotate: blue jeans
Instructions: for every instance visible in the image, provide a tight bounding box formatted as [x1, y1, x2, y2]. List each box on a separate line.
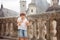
[18, 29, 27, 37]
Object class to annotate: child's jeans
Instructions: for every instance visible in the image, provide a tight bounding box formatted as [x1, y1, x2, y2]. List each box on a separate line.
[18, 29, 27, 38]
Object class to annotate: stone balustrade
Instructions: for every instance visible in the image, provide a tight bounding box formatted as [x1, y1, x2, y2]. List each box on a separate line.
[0, 12, 60, 40]
[0, 17, 17, 38]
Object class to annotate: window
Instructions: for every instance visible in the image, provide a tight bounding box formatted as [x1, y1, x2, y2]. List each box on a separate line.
[31, 9, 33, 12]
[23, 5, 25, 7]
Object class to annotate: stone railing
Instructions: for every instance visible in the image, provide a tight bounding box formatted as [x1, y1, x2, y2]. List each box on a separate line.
[0, 16, 49, 40]
[0, 17, 18, 39]
[27, 11, 60, 40]
[27, 16, 49, 40]
[0, 11, 60, 40]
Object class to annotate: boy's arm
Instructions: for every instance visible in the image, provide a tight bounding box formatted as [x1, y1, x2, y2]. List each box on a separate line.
[26, 20, 32, 26]
[17, 20, 21, 26]
[26, 21, 30, 26]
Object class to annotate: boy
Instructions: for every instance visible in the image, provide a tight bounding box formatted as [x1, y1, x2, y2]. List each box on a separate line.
[17, 13, 29, 40]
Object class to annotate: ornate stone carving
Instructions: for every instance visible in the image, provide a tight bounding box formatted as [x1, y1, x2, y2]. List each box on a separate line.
[50, 20, 57, 40]
[36, 21, 40, 39]
[28, 21, 34, 39]
[41, 20, 47, 40]
[1, 24, 4, 36]
[10, 23, 14, 36]
[5, 23, 9, 36]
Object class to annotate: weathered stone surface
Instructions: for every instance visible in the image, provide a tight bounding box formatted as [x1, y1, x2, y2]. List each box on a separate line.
[0, 11, 60, 40]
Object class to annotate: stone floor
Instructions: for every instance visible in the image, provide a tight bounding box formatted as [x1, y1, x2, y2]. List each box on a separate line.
[0, 36, 18, 40]
[0, 39, 9, 40]
[0, 38, 17, 40]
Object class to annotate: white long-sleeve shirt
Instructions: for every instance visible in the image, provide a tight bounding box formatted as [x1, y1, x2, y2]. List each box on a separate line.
[17, 17, 28, 30]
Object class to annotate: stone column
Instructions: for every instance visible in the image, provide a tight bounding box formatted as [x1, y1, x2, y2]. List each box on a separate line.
[35, 20, 40, 40]
[10, 23, 14, 36]
[43, 21, 47, 40]
[45, 20, 50, 40]
[1, 23, 4, 36]
[41, 20, 47, 40]
[31, 20, 37, 40]
[50, 20, 57, 40]
[5, 23, 9, 36]
[0, 23, 1, 35]
[33, 21, 36, 37]
[28, 21, 33, 39]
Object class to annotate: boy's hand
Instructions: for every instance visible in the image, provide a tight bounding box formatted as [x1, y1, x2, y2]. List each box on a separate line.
[26, 21, 32, 26]
[17, 20, 22, 26]
[17, 22, 21, 26]
[26, 21, 29, 26]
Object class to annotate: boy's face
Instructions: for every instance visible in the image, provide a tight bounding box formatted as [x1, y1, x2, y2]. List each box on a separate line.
[20, 15, 25, 19]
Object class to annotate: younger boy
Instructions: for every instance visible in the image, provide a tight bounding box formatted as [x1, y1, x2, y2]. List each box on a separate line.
[17, 13, 29, 40]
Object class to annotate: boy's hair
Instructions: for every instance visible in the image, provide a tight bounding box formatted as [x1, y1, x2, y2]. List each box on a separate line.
[20, 13, 26, 16]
